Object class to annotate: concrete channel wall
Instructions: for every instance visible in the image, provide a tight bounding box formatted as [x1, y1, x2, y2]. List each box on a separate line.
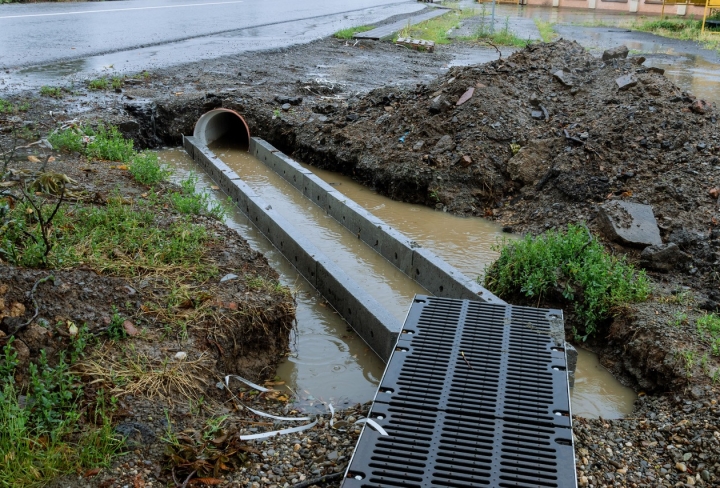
[248, 137, 506, 305]
[184, 135, 402, 361]
[182, 135, 506, 363]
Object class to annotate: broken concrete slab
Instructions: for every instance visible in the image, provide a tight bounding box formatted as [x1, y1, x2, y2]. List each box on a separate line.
[616, 75, 637, 91]
[395, 37, 435, 53]
[602, 45, 629, 61]
[598, 201, 662, 248]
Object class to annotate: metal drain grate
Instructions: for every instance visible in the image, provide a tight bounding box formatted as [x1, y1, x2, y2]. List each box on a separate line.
[343, 296, 575, 488]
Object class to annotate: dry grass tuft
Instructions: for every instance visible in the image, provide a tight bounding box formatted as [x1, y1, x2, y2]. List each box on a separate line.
[78, 344, 213, 403]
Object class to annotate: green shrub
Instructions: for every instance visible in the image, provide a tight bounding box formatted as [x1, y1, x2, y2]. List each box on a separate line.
[0, 331, 121, 487]
[484, 224, 651, 340]
[129, 151, 170, 185]
[86, 124, 134, 162]
[48, 127, 84, 153]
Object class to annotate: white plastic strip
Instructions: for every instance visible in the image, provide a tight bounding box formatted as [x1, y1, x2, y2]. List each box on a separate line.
[354, 418, 389, 436]
[225, 374, 269, 392]
[239, 420, 318, 440]
[244, 404, 313, 422]
[328, 403, 335, 427]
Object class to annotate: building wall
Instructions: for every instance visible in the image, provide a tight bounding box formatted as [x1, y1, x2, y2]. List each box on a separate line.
[523, 0, 705, 16]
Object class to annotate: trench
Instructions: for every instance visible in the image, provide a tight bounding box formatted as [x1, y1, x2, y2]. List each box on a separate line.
[155, 111, 637, 418]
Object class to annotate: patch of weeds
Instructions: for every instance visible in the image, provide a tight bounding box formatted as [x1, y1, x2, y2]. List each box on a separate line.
[0, 98, 29, 114]
[678, 349, 696, 377]
[697, 313, 720, 356]
[470, 16, 528, 47]
[163, 414, 257, 482]
[111, 76, 125, 90]
[1, 195, 215, 277]
[399, 8, 477, 44]
[48, 126, 84, 153]
[671, 311, 688, 328]
[0, 329, 122, 487]
[108, 305, 128, 341]
[40, 86, 65, 98]
[484, 224, 651, 341]
[129, 151, 170, 185]
[169, 173, 226, 219]
[49, 124, 134, 162]
[86, 124, 135, 162]
[88, 77, 109, 90]
[334, 25, 374, 39]
[534, 19, 557, 43]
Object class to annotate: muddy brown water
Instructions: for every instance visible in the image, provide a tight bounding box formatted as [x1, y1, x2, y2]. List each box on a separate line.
[158, 148, 636, 417]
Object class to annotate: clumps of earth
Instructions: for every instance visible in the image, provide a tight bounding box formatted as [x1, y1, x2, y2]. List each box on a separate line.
[270, 40, 718, 291]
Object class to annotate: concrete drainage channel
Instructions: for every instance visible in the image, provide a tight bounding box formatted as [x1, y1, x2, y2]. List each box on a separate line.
[185, 108, 579, 485]
[184, 108, 527, 363]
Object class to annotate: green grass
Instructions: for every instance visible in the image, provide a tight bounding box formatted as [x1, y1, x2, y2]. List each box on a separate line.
[334, 25, 375, 39]
[49, 124, 134, 162]
[573, 16, 720, 53]
[0, 98, 29, 114]
[0, 335, 123, 487]
[111, 76, 124, 90]
[169, 174, 226, 220]
[0, 193, 215, 274]
[129, 151, 170, 186]
[88, 78, 109, 90]
[398, 8, 477, 45]
[697, 313, 720, 356]
[40, 86, 65, 99]
[534, 19, 557, 43]
[484, 224, 651, 341]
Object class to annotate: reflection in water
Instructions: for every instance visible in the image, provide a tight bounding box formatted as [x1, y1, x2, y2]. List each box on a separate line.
[157, 148, 637, 418]
[571, 347, 637, 418]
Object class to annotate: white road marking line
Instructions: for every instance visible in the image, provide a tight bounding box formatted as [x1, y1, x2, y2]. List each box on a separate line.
[0, 1, 244, 20]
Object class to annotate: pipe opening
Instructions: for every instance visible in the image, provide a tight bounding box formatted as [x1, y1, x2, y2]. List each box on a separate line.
[193, 108, 250, 151]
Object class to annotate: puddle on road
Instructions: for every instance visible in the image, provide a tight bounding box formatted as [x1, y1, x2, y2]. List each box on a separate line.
[157, 147, 637, 418]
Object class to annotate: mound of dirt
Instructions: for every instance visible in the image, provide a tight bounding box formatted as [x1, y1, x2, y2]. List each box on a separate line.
[275, 40, 718, 289]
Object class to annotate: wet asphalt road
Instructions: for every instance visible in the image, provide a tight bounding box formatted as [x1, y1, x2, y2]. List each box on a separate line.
[0, 0, 422, 72]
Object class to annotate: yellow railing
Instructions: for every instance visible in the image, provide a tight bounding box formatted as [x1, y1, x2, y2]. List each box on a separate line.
[702, 0, 720, 33]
